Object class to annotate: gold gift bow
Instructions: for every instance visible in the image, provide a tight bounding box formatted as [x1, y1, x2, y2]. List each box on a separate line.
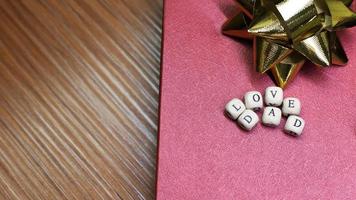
[222, 0, 356, 88]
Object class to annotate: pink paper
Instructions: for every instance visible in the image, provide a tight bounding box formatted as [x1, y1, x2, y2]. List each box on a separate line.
[156, 0, 356, 199]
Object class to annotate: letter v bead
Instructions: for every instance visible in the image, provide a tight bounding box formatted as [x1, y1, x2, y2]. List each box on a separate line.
[270, 90, 277, 98]
[265, 86, 283, 106]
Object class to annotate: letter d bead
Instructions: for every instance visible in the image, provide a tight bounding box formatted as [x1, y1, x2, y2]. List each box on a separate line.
[284, 115, 305, 136]
[237, 110, 259, 131]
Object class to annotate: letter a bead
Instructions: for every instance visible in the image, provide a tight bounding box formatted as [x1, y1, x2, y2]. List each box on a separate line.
[262, 107, 282, 127]
[265, 86, 283, 106]
[284, 115, 305, 136]
[244, 91, 263, 111]
[225, 98, 246, 120]
[282, 97, 301, 116]
[237, 110, 259, 131]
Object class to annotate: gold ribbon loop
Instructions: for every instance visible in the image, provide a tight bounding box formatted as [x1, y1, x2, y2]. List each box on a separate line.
[223, 0, 356, 88]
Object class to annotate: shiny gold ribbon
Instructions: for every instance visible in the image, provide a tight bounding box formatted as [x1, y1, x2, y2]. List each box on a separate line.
[222, 0, 356, 88]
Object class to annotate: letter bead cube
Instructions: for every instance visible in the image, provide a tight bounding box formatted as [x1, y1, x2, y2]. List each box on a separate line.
[262, 107, 282, 127]
[225, 98, 246, 120]
[237, 110, 259, 131]
[282, 97, 301, 116]
[284, 115, 305, 136]
[244, 91, 263, 111]
[265, 86, 283, 106]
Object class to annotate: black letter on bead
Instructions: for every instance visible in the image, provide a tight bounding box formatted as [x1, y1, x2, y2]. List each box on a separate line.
[288, 100, 295, 108]
[252, 94, 260, 102]
[232, 105, 241, 112]
[268, 108, 275, 117]
[270, 90, 277, 98]
[293, 119, 302, 127]
[243, 115, 252, 124]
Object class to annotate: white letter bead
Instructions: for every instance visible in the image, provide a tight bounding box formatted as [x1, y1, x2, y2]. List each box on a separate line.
[237, 110, 259, 131]
[282, 97, 301, 116]
[244, 91, 263, 111]
[262, 107, 282, 127]
[225, 98, 246, 120]
[284, 115, 305, 136]
[265, 86, 283, 106]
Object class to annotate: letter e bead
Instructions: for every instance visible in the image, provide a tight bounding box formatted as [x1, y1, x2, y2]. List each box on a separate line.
[265, 86, 283, 106]
[225, 98, 246, 120]
[282, 97, 301, 116]
[262, 107, 282, 127]
[244, 91, 263, 111]
[284, 115, 305, 136]
[237, 110, 259, 131]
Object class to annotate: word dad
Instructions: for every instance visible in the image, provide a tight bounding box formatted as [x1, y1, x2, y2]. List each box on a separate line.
[225, 86, 305, 136]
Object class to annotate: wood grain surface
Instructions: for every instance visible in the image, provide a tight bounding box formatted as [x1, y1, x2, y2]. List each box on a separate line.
[0, 0, 162, 199]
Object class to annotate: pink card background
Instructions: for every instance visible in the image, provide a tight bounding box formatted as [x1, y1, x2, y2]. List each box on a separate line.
[156, 0, 356, 199]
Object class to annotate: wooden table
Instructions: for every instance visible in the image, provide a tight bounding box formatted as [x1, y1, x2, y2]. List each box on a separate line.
[0, 0, 161, 199]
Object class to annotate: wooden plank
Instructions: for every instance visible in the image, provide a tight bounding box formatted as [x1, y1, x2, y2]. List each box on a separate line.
[0, 0, 161, 199]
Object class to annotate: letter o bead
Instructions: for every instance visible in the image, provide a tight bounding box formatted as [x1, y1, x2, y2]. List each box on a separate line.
[237, 110, 259, 131]
[265, 86, 283, 106]
[225, 98, 246, 120]
[244, 91, 263, 111]
[284, 115, 305, 136]
[262, 107, 282, 127]
[282, 97, 301, 116]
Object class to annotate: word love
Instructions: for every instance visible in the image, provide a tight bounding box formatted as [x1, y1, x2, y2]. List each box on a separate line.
[225, 86, 305, 137]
